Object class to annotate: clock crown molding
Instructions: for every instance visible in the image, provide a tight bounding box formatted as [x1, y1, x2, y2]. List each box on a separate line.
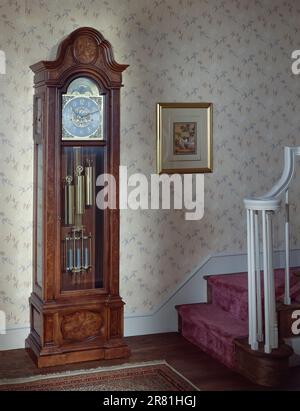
[30, 27, 129, 87]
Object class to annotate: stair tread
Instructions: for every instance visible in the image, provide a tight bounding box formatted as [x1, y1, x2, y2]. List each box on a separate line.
[207, 267, 300, 298]
[177, 303, 248, 339]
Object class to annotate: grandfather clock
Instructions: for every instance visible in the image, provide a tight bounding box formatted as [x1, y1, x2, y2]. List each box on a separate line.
[26, 27, 130, 367]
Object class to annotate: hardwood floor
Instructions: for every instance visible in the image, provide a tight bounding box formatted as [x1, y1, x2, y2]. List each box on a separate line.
[0, 332, 300, 390]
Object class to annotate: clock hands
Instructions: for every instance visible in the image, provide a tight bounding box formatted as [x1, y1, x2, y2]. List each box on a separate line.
[72, 108, 99, 118]
[71, 106, 100, 129]
[80, 110, 99, 117]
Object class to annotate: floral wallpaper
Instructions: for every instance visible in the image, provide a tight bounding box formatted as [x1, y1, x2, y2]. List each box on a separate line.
[0, 0, 300, 329]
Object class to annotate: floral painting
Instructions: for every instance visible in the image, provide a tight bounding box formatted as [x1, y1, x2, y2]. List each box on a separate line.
[173, 122, 197, 155]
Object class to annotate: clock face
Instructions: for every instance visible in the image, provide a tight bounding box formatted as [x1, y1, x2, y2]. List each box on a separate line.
[62, 77, 104, 140]
[63, 96, 102, 139]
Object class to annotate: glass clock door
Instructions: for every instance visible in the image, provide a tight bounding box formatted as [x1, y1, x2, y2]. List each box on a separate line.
[61, 146, 104, 292]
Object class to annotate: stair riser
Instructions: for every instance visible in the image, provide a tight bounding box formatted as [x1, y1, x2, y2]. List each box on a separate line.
[179, 315, 237, 369]
[210, 286, 248, 323]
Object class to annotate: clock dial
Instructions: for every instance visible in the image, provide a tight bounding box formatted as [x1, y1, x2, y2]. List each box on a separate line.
[63, 96, 102, 138]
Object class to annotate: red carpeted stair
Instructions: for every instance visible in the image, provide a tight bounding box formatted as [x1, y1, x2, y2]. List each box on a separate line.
[176, 268, 300, 370]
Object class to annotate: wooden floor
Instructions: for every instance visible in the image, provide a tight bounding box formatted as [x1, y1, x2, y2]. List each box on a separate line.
[1, 333, 300, 390]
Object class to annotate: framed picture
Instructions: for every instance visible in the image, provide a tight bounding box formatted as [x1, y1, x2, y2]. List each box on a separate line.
[156, 103, 213, 174]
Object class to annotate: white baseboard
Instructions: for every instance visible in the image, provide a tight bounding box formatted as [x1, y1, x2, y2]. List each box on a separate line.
[1, 249, 300, 351]
[0, 327, 29, 351]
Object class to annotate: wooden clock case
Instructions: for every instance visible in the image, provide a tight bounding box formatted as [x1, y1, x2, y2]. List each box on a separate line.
[26, 27, 130, 367]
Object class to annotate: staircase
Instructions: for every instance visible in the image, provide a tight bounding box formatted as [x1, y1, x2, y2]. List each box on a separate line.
[177, 146, 300, 387]
[176, 267, 300, 385]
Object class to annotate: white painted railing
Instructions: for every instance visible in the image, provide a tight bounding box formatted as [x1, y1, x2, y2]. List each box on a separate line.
[244, 146, 300, 354]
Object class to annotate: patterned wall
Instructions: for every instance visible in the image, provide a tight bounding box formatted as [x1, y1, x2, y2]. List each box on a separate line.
[0, 0, 299, 328]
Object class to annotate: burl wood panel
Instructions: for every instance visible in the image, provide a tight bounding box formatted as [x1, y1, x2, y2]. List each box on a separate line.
[61, 311, 103, 342]
[73, 35, 98, 64]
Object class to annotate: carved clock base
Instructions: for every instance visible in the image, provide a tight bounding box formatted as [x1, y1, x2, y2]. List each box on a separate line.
[26, 293, 130, 368]
[26, 334, 130, 368]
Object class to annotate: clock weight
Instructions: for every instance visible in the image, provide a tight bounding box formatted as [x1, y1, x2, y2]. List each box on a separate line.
[85, 159, 94, 207]
[64, 176, 74, 226]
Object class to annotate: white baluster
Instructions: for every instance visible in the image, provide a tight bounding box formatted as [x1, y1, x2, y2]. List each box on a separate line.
[266, 212, 278, 349]
[284, 189, 291, 305]
[262, 210, 271, 353]
[254, 211, 263, 342]
[247, 209, 253, 347]
[249, 210, 258, 350]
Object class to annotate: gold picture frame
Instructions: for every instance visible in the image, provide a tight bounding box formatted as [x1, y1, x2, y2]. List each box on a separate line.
[157, 103, 213, 174]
